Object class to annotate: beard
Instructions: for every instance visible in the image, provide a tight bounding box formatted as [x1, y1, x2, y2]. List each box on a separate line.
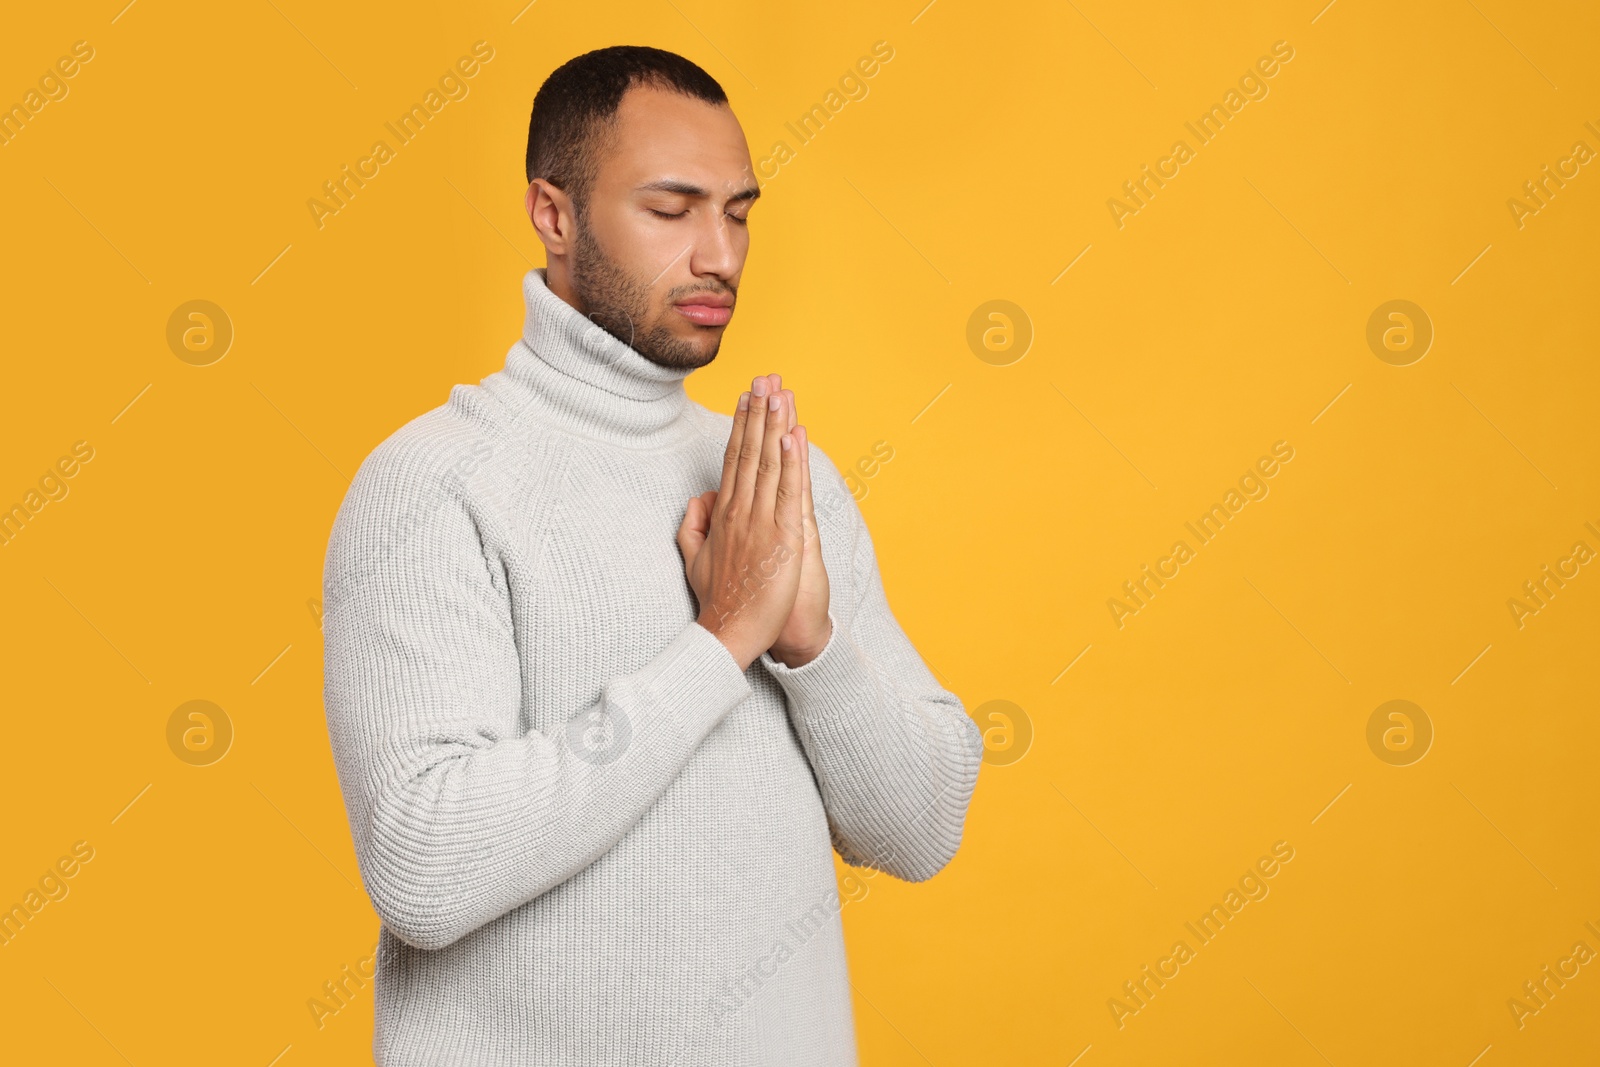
[568, 214, 728, 371]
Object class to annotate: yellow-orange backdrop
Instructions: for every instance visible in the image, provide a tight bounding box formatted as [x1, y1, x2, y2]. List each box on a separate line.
[2, 1, 1597, 1064]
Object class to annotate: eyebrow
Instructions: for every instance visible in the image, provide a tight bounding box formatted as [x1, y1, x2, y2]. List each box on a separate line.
[635, 178, 761, 203]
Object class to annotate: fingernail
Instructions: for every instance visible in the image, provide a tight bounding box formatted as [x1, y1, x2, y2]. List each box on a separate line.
[781, 434, 792, 452]
[769, 394, 781, 411]
[738, 391, 749, 411]
[752, 378, 768, 397]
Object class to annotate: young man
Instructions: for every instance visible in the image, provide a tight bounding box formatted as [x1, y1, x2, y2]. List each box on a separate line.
[321, 45, 981, 1066]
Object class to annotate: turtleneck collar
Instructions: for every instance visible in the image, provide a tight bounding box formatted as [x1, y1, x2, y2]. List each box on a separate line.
[495, 267, 699, 446]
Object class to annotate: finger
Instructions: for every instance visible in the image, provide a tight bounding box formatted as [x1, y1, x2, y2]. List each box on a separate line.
[676, 493, 709, 560]
[775, 420, 803, 536]
[787, 392, 815, 545]
[796, 425, 818, 547]
[766, 376, 787, 431]
[715, 389, 752, 524]
[731, 377, 771, 516]
[752, 387, 788, 520]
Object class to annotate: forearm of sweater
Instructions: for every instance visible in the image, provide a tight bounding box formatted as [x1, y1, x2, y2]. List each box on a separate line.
[759, 555, 983, 883]
[322, 457, 750, 952]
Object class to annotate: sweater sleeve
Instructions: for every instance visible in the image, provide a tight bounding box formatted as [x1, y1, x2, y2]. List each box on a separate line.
[757, 448, 982, 883]
[321, 435, 752, 951]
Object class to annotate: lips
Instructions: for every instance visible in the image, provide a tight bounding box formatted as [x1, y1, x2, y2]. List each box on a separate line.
[672, 292, 734, 327]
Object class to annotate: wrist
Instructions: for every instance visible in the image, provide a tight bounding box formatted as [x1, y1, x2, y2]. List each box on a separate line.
[697, 612, 756, 672]
[768, 617, 834, 670]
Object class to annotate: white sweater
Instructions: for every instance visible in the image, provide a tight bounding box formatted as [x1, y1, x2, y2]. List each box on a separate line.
[320, 267, 982, 1065]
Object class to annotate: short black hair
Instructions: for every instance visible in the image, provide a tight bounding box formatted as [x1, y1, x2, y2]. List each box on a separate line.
[525, 46, 728, 214]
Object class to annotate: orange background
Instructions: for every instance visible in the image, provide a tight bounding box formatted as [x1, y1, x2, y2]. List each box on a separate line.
[2, 1, 1597, 1064]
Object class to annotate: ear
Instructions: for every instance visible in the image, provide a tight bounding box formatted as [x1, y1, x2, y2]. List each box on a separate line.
[526, 178, 576, 257]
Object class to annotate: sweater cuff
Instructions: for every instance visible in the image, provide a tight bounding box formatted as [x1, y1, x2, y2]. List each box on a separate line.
[758, 610, 873, 723]
[637, 620, 754, 737]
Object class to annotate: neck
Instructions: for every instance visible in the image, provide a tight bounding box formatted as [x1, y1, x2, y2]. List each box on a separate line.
[543, 255, 580, 310]
[496, 268, 698, 447]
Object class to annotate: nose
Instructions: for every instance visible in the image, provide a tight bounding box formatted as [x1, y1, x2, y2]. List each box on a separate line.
[687, 209, 742, 283]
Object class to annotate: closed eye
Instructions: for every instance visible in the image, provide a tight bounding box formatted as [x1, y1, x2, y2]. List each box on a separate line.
[649, 207, 750, 224]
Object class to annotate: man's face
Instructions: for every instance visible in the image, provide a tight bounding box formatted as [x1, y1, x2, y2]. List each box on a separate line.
[569, 85, 757, 370]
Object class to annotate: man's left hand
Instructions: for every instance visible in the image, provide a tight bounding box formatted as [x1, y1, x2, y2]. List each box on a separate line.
[767, 377, 831, 668]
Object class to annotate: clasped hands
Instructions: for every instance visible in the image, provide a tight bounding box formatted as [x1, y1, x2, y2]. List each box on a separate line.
[677, 373, 832, 672]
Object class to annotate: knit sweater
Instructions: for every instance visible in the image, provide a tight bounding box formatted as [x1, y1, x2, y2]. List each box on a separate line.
[320, 266, 983, 1066]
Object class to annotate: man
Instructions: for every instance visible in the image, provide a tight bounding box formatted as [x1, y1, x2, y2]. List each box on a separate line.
[321, 44, 982, 1066]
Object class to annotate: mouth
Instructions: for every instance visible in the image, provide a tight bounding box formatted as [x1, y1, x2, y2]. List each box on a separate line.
[671, 293, 734, 327]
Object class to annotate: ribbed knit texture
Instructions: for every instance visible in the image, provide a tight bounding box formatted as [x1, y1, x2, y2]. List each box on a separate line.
[321, 267, 983, 1066]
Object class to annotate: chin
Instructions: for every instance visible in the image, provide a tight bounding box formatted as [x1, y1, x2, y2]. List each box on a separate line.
[684, 339, 721, 368]
[636, 327, 722, 370]
[672, 322, 724, 355]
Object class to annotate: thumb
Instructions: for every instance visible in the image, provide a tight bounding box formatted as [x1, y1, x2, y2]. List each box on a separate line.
[676, 491, 715, 560]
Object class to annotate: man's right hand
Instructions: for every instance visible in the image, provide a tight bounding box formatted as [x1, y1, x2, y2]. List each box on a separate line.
[677, 374, 806, 671]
